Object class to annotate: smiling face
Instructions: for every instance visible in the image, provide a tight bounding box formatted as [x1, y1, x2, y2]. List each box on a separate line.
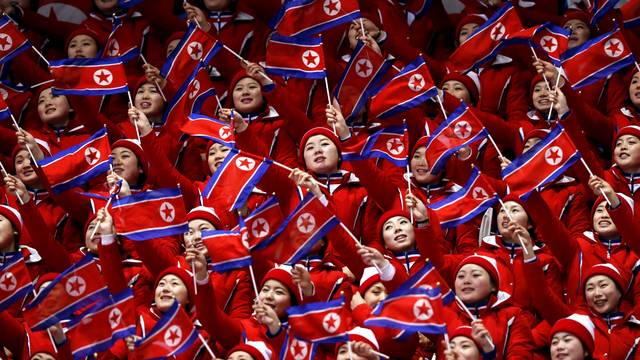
[258, 279, 292, 318]
[450, 336, 481, 360]
[37, 88, 71, 126]
[208, 143, 231, 174]
[614, 134, 640, 173]
[522, 137, 542, 154]
[303, 134, 340, 175]
[111, 147, 142, 186]
[232, 77, 263, 114]
[443, 80, 472, 104]
[183, 218, 215, 255]
[584, 274, 621, 315]
[532, 81, 551, 112]
[67, 34, 98, 59]
[564, 19, 590, 49]
[455, 264, 495, 304]
[83, 217, 113, 253]
[154, 274, 189, 312]
[337, 344, 369, 360]
[550, 332, 587, 360]
[410, 147, 440, 185]
[14, 149, 41, 187]
[592, 201, 618, 240]
[497, 201, 530, 240]
[347, 17, 380, 49]
[363, 282, 386, 308]
[134, 83, 164, 118]
[381, 216, 415, 253]
[629, 72, 640, 109]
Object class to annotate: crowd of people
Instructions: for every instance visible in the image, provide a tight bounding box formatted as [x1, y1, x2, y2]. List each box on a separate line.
[1, 0, 640, 359]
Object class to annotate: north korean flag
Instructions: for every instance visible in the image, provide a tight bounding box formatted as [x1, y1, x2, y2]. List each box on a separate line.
[251, 193, 339, 265]
[233, 196, 283, 249]
[181, 114, 235, 148]
[396, 260, 454, 305]
[429, 168, 499, 228]
[162, 66, 216, 127]
[23, 255, 109, 331]
[202, 221, 252, 273]
[111, 188, 189, 241]
[0, 16, 31, 64]
[449, 2, 523, 72]
[369, 57, 437, 119]
[202, 148, 272, 211]
[424, 104, 487, 175]
[280, 329, 317, 360]
[36, 128, 112, 194]
[135, 300, 199, 359]
[621, 0, 640, 28]
[560, 26, 635, 89]
[287, 297, 351, 343]
[66, 288, 136, 359]
[270, 0, 360, 38]
[406, 0, 432, 18]
[364, 287, 447, 334]
[501, 125, 581, 200]
[102, 16, 142, 63]
[0, 95, 12, 121]
[265, 34, 327, 79]
[50, 58, 129, 96]
[0, 80, 32, 119]
[589, 0, 619, 27]
[531, 23, 570, 66]
[161, 22, 221, 86]
[0, 253, 34, 312]
[118, 0, 144, 8]
[342, 124, 408, 166]
[334, 41, 393, 123]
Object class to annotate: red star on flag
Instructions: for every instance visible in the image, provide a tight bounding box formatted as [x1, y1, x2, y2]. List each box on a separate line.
[325, 0, 339, 13]
[303, 52, 318, 66]
[161, 204, 174, 220]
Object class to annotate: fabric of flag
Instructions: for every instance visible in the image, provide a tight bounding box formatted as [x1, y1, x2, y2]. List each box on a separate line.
[287, 297, 351, 343]
[202, 148, 272, 211]
[269, 0, 361, 38]
[280, 329, 317, 360]
[251, 193, 339, 265]
[265, 34, 327, 79]
[621, 0, 640, 28]
[118, 0, 144, 8]
[560, 26, 635, 90]
[429, 168, 499, 228]
[395, 260, 454, 305]
[202, 222, 252, 272]
[364, 287, 447, 334]
[111, 188, 189, 241]
[66, 288, 136, 359]
[589, 0, 619, 26]
[102, 16, 141, 63]
[369, 57, 437, 119]
[0, 254, 34, 312]
[0, 80, 32, 116]
[50, 58, 129, 96]
[0, 95, 12, 121]
[36, 128, 112, 194]
[449, 2, 523, 72]
[405, 0, 432, 17]
[501, 125, 581, 200]
[135, 300, 199, 359]
[234, 196, 283, 249]
[160, 22, 221, 85]
[162, 66, 216, 127]
[23, 255, 109, 331]
[0, 16, 31, 64]
[424, 104, 488, 175]
[333, 41, 393, 123]
[531, 23, 570, 66]
[342, 124, 408, 166]
[181, 114, 235, 148]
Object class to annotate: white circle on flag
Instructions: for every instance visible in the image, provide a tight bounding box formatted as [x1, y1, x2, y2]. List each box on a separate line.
[0, 33, 13, 51]
[296, 213, 316, 234]
[539, 36, 557, 53]
[490, 23, 506, 41]
[65, 275, 86, 297]
[107, 39, 120, 56]
[322, 312, 340, 333]
[604, 38, 624, 58]
[323, 0, 341, 16]
[235, 157, 256, 171]
[84, 147, 101, 165]
[413, 299, 433, 320]
[251, 218, 270, 238]
[188, 41, 203, 60]
[386, 138, 404, 155]
[164, 325, 183, 347]
[219, 126, 232, 140]
[544, 146, 564, 166]
[356, 59, 373, 78]
[408, 74, 425, 92]
[0, 88, 8, 100]
[289, 339, 309, 360]
[453, 121, 472, 139]
[108, 308, 122, 329]
[301, 50, 320, 68]
[189, 79, 200, 99]
[0, 272, 17, 292]
[472, 186, 489, 200]
[93, 69, 113, 86]
[159, 202, 176, 222]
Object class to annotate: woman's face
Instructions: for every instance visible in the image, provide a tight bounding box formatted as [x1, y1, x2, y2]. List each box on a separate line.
[347, 18, 380, 49]
[94, 0, 118, 14]
[258, 279, 292, 318]
[67, 34, 98, 59]
[532, 81, 551, 112]
[0, 214, 16, 251]
[166, 39, 181, 58]
[443, 80, 472, 104]
[585, 274, 621, 315]
[455, 264, 495, 304]
[203, 0, 232, 11]
[522, 137, 541, 153]
[37, 88, 71, 126]
[14, 149, 40, 187]
[155, 274, 189, 312]
[497, 201, 530, 239]
[184, 218, 215, 255]
[410, 147, 440, 184]
[363, 282, 386, 308]
[458, 23, 479, 46]
[135, 83, 164, 118]
[550, 332, 587, 360]
[84, 218, 114, 253]
[382, 216, 415, 253]
[111, 147, 142, 186]
[564, 19, 590, 49]
[232, 77, 263, 114]
[592, 201, 618, 240]
[450, 336, 481, 360]
[208, 143, 231, 174]
[31, 354, 56, 360]
[303, 134, 339, 175]
[629, 72, 640, 108]
[336, 344, 369, 360]
[227, 351, 254, 360]
[614, 134, 640, 173]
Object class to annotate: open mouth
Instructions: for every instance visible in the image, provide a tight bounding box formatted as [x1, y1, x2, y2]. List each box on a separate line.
[45, 107, 56, 114]
[394, 234, 407, 242]
[314, 156, 326, 163]
[139, 101, 152, 109]
[240, 97, 253, 104]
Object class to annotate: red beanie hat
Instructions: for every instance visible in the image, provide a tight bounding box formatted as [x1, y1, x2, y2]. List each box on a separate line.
[410, 136, 430, 159]
[0, 204, 23, 237]
[562, 10, 592, 28]
[187, 206, 223, 230]
[549, 314, 595, 354]
[298, 127, 342, 168]
[441, 71, 480, 104]
[455, 14, 487, 43]
[228, 341, 273, 360]
[155, 266, 196, 305]
[112, 139, 149, 177]
[35, 272, 59, 292]
[456, 254, 500, 288]
[615, 125, 640, 142]
[450, 325, 482, 349]
[376, 209, 410, 239]
[582, 263, 630, 294]
[28, 329, 59, 358]
[164, 31, 185, 53]
[64, 26, 102, 53]
[358, 266, 381, 295]
[523, 128, 551, 145]
[261, 265, 301, 304]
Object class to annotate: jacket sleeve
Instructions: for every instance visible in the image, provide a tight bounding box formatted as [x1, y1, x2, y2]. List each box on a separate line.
[0, 312, 26, 359]
[98, 241, 129, 295]
[522, 258, 572, 324]
[194, 276, 245, 350]
[503, 310, 535, 360]
[607, 197, 640, 256]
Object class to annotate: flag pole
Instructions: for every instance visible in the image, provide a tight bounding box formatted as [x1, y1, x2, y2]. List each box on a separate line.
[497, 197, 530, 255]
[454, 295, 495, 348]
[529, 46, 552, 90]
[435, 95, 448, 119]
[221, 44, 273, 83]
[579, 157, 613, 207]
[486, 132, 505, 160]
[11, 115, 38, 165]
[127, 93, 142, 143]
[347, 341, 354, 360]
[546, 69, 562, 121]
[191, 260, 198, 295]
[635, 61, 640, 74]
[214, 94, 223, 113]
[324, 76, 337, 135]
[29, 286, 59, 354]
[248, 264, 261, 299]
[139, 53, 167, 102]
[0, 161, 25, 205]
[198, 333, 216, 358]
[443, 332, 452, 351]
[30, 46, 50, 67]
[402, 119, 414, 223]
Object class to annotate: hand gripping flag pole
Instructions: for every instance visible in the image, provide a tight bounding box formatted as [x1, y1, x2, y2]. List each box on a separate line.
[0, 161, 23, 205]
[139, 53, 167, 102]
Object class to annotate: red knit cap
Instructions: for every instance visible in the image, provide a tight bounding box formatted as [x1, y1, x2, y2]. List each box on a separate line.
[0, 204, 23, 237]
[298, 127, 342, 168]
[456, 254, 500, 288]
[155, 266, 196, 305]
[376, 209, 410, 240]
[523, 128, 551, 145]
[28, 329, 59, 358]
[615, 125, 640, 143]
[549, 314, 595, 354]
[582, 263, 630, 294]
[35, 272, 59, 292]
[164, 31, 185, 53]
[261, 265, 301, 304]
[410, 136, 430, 159]
[590, 192, 634, 222]
[450, 325, 481, 350]
[186, 206, 223, 230]
[455, 14, 487, 43]
[64, 26, 102, 53]
[358, 266, 381, 295]
[228, 341, 273, 360]
[562, 10, 592, 28]
[441, 71, 480, 104]
[112, 139, 149, 177]
[227, 70, 262, 107]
